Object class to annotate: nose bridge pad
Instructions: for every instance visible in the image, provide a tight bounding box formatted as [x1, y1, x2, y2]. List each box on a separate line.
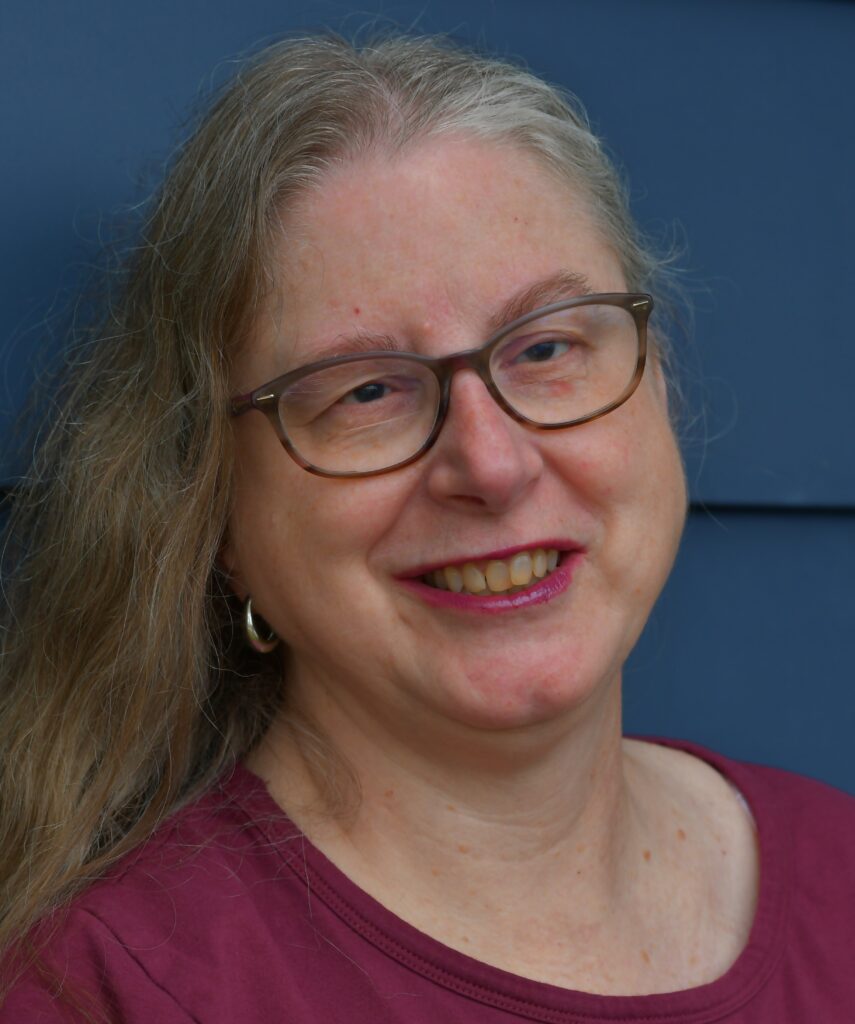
[443, 348, 501, 410]
[448, 350, 484, 381]
[428, 349, 541, 503]
[434, 352, 521, 461]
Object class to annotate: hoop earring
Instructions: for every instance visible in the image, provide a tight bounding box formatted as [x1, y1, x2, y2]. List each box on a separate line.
[243, 597, 279, 653]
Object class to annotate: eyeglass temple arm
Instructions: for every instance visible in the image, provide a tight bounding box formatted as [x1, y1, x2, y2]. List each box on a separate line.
[230, 394, 254, 416]
[231, 391, 276, 417]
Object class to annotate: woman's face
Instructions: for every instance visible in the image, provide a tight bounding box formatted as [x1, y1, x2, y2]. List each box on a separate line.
[225, 137, 686, 737]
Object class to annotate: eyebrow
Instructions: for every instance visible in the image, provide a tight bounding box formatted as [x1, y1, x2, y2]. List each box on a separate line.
[300, 269, 595, 363]
[487, 269, 594, 334]
[297, 329, 402, 364]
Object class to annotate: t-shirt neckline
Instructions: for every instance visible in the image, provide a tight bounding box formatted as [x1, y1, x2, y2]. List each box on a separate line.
[226, 736, 790, 1023]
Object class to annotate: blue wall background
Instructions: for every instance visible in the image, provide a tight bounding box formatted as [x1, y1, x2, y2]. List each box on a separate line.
[2, 0, 853, 790]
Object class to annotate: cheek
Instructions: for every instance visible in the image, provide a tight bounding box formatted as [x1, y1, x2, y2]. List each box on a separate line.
[610, 411, 686, 593]
[603, 385, 685, 507]
[549, 423, 643, 510]
[223, 418, 323, 600]
[226, 426, 416, 613]
[557, 393, 686, 570]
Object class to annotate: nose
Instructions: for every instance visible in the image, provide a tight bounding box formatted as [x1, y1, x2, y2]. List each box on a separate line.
[423, 369, 543, 514]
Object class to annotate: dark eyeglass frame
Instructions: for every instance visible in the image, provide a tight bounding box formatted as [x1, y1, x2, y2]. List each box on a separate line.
[230, 292, 652, 478]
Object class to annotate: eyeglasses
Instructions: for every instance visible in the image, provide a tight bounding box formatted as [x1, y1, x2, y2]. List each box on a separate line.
[230, 292, 651, 478]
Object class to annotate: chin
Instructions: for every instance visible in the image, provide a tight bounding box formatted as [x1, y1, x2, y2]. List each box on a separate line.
[432, 655, 612, 734]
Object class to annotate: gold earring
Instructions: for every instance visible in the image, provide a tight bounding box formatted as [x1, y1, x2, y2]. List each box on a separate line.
[243, 597, 279, 653]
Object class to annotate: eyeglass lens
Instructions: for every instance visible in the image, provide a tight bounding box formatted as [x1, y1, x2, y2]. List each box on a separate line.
[277, 302, 640, 475]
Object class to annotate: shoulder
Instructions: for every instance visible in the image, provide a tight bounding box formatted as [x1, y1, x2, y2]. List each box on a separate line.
[1, 766, 309, 1023]
[1, 905, 199, 1023]
[740, 758, 855, 878]
[696, 743, 855, 843]
[641, 736, 855, 910]
[634, 737, 855, 976]
[61, 765, 301, 941]
[78, 770, 300, 936]
[627, 735, 855, 890]
[631, 734, 855, 829]
[745, 757, 855, 811]
[734, 757, 855, 1000]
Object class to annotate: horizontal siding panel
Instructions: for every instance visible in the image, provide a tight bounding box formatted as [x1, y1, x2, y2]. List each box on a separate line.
[626, 508, 855, 794]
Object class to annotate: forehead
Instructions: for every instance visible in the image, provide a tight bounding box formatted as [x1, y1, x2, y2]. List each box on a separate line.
[249, 138, 625, 375]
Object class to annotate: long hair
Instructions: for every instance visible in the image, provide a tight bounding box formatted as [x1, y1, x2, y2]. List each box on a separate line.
[0, 33, 677, 961]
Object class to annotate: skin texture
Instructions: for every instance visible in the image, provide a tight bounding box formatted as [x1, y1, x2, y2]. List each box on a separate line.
[226, 138, 685, 735]
[224, 138, 758, 994]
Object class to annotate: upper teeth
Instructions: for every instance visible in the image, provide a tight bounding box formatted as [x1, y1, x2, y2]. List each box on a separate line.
[426, 548, 560, 595]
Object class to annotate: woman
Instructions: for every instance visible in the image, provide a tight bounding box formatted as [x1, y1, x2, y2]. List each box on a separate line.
[1, 33, 853, 1023]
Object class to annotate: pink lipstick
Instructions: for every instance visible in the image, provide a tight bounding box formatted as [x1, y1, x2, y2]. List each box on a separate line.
[398, 545, 584, 615]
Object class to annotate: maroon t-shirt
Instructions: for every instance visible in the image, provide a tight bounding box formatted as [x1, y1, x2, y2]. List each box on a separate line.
[4, 738, 855, 1022]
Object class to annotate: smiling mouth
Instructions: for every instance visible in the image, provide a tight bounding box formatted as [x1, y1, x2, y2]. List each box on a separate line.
[422, 548, 561, 596]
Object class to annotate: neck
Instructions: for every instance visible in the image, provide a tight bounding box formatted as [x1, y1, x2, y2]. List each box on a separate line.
[248, 668, 646, 931]
[246, 669, 759, 995]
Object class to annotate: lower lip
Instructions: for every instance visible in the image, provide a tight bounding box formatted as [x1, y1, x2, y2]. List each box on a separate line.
[398, 552, 583, 614]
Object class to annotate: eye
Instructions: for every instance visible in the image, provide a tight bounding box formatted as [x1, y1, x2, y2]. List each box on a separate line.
[514, 338, 571, 364]
[332, 372, 425, 413]
[340, 381, 390, 405]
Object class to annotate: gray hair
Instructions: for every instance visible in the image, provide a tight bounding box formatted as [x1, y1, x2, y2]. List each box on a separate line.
[183, 33, 670, 324]
[0, 33, 680, 965]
